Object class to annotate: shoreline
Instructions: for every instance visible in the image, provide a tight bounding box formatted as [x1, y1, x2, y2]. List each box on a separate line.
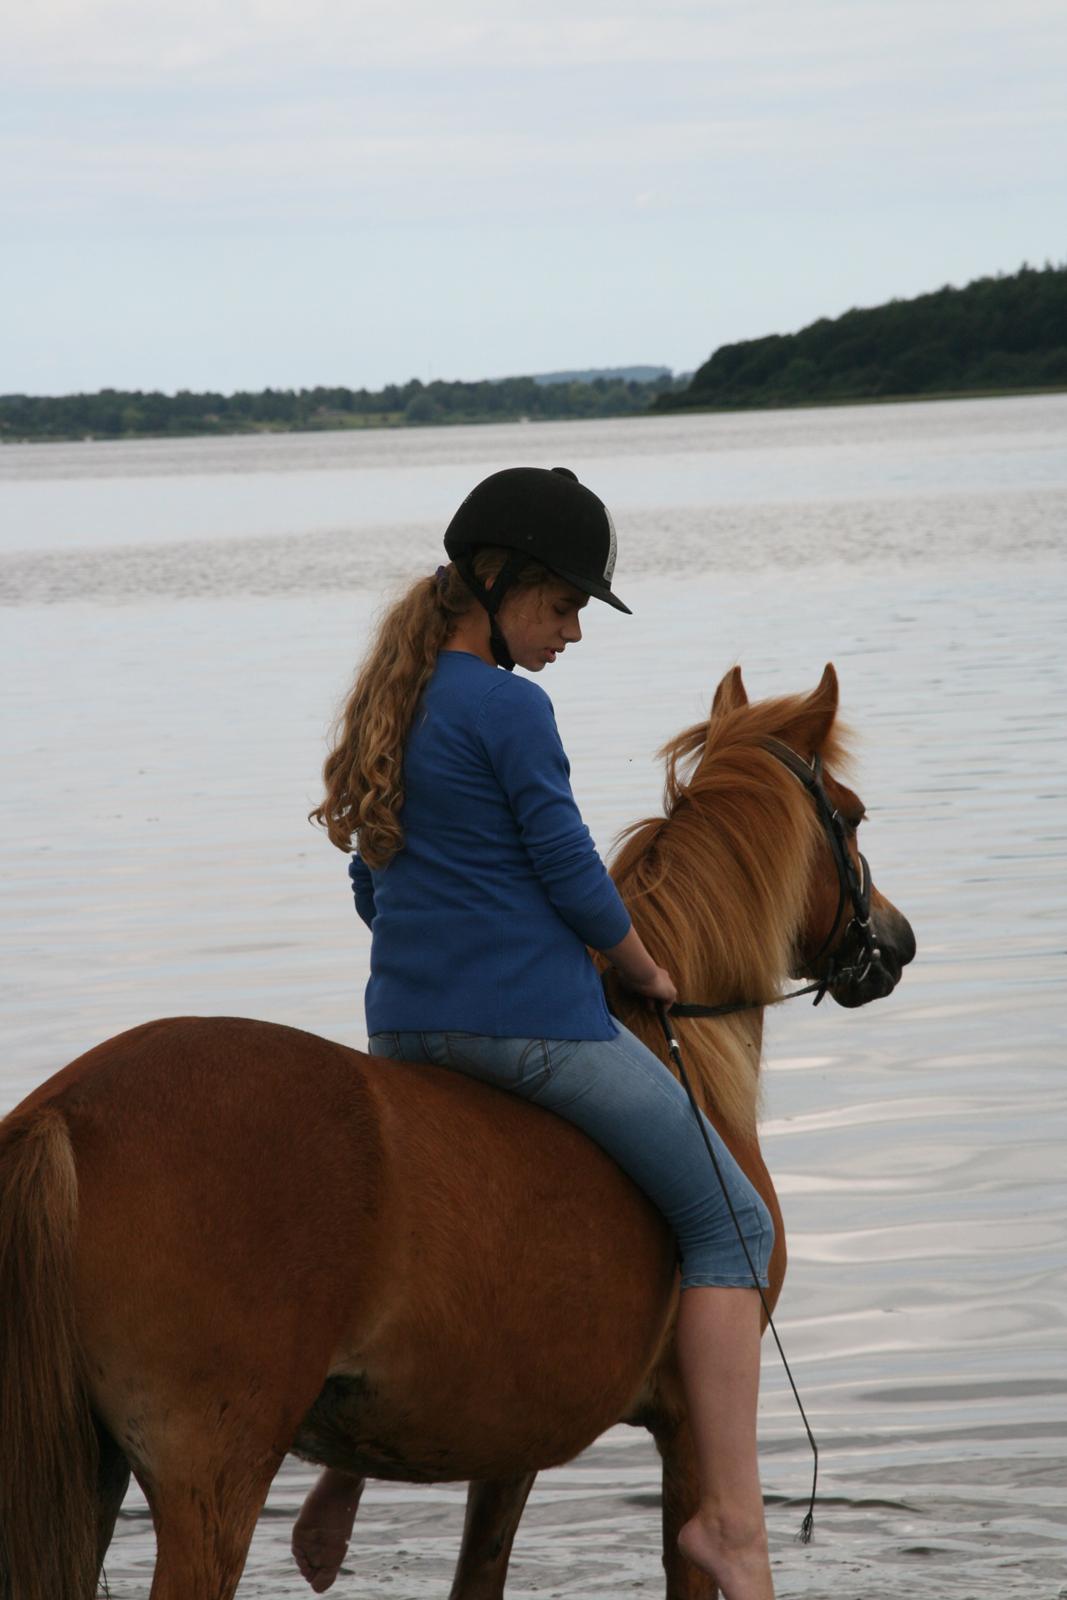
[3, 382, 1066, 445]
[655, 380, 1067, 417]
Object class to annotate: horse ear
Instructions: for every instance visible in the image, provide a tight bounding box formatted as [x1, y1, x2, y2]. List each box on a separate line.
[786, 663, 839, 754]
[711, 665, 748, 717]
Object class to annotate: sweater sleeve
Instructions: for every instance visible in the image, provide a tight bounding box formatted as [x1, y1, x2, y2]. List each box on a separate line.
[348, 852, 377, 929]
[478, 676, 632, 951]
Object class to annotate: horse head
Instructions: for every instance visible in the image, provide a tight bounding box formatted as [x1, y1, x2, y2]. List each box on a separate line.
[711, 662, 916, 1009]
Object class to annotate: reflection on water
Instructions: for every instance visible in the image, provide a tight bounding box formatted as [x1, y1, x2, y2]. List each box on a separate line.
[2, 398, 1065, 1598]
[2, 487, 1065, 606]
[2, 392, 1066, 564]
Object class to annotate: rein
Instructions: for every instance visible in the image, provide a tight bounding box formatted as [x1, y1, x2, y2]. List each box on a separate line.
[670, 737, 883, 1019]
[656, 1003, 818, 1546]
[654, 736, 885, 1545]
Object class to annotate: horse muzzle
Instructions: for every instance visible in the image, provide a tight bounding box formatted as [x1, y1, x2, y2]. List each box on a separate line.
[828, 905, 916, 1009]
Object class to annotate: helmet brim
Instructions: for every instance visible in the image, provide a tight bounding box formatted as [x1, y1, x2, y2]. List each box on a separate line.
[551, 567, 632, 614]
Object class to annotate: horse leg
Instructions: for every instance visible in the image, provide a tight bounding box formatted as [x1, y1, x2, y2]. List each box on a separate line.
[651, 1418, 719, 1600]
[93, 1415, 131, 1576]
[447, 1473, 538, 1600]
[142, 1452, 279, 1600]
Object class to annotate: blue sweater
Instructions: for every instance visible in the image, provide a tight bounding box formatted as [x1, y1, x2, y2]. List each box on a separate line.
[349, 650, 631, 1039]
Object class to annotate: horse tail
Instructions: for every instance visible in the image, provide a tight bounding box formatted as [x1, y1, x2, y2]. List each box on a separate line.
[0, 1108, 99, 1600]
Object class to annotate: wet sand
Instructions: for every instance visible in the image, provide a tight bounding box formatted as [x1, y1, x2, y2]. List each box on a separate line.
[2, 399, 1065, 1596]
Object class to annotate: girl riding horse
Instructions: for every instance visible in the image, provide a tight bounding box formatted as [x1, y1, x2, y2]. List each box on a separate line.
[298, 467, 776, 1600]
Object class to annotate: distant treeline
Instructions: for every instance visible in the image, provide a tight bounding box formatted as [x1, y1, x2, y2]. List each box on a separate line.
[0, 371, 682, 443]
[5, 264, 1065, 443]
[658, 263, 1067, 413]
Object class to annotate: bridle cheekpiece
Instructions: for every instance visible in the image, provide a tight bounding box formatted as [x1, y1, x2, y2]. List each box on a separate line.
[669, 737, 883, 1021]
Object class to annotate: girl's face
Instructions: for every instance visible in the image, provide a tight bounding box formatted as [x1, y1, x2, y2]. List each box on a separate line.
[497, 577, 588, 672]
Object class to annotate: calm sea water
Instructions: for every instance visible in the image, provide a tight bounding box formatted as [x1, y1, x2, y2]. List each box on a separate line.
[2, 397, 1065, 1598]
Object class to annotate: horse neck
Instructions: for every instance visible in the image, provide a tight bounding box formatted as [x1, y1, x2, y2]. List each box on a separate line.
[620, 751, 816, 1008]
[611, 746, 816, 1135]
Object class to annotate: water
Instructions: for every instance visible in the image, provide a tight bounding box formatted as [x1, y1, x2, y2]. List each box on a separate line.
[2, 396, 1066, 1597]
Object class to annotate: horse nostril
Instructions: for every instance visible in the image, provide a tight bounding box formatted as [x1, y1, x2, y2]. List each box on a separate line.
[875, 912, 916, 970]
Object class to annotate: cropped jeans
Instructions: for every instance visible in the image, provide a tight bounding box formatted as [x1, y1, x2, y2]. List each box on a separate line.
[369, 1022, 774, 1290]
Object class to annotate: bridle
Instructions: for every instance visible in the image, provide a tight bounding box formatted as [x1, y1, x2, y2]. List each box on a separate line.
[669, 736, 883, 1021]
[762, 736, 882, 986]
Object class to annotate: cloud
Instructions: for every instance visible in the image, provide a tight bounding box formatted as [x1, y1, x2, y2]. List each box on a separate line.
[8, 0, 1065, 86]
[7, 32, 1063, 236]
[3, 0, 1064, 390]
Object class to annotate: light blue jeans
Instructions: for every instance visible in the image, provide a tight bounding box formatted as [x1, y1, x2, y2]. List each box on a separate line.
[369, 1022, 773, 1289]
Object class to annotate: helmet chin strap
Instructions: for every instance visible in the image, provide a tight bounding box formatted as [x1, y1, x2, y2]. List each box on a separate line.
[488, 618, 515, 672]
[454, 552, 523, 671]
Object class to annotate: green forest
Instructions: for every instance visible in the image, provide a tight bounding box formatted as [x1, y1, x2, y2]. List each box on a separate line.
[0, 371, 680, 443]
[658, 262, 1066, 413]
[2, 263, 1064, 443]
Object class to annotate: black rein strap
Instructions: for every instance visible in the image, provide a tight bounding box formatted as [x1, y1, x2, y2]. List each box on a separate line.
[656, 1002, 818, 1545]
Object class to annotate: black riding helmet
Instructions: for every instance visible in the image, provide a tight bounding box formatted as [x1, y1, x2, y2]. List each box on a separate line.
[443, 466, 630, 670]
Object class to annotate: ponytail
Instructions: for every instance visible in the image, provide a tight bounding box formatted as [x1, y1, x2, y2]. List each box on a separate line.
[311, 549, 549, 866]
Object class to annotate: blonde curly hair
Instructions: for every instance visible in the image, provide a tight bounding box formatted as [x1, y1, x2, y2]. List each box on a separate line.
[311, 548, 552, 867]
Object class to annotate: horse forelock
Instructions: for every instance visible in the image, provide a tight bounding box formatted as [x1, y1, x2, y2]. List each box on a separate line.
[609, 691, 851, 1136]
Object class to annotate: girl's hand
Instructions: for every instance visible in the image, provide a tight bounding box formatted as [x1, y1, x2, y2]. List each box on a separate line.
[624, 964, 678, 1006]
[602, 927, 677, 1006]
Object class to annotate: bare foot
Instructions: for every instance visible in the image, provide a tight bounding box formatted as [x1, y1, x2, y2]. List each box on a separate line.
[678, 1510, 775, 1600]
[292, 1470, 364, 1593]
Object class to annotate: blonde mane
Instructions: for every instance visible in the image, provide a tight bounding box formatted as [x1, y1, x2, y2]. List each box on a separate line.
[605, 679, 850, 1139]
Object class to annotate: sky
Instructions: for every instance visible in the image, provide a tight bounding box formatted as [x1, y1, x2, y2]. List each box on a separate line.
[2, 0, 1065, 396]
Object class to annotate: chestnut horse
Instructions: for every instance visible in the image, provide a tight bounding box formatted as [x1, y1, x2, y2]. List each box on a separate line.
[0, 664, 914, 1600]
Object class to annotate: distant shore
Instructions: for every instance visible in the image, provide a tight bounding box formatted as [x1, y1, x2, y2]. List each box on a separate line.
[658, 381, 1067, 417]
[654, 265, 1066, 416]
[3, 381, 1066, 445]
[6, 264, 1063, 443]
[0, 371, 680, 445]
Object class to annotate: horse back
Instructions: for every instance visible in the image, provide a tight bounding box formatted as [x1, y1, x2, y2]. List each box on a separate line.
[10, 1017, 678, 1482]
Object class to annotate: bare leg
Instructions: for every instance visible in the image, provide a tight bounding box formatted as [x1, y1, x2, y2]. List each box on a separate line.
[674, 1286, 774, 1600]
[292, 1468, 365, 1593]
